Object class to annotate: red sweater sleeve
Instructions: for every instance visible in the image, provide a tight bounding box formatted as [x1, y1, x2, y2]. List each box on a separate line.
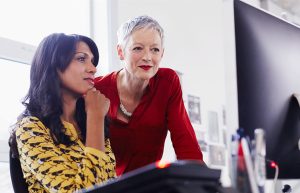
[166, 71, 203, 161]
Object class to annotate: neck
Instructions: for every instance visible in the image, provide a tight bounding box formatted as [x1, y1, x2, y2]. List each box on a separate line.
[60, 90, 78, 123]
[118, 69, 148, 100]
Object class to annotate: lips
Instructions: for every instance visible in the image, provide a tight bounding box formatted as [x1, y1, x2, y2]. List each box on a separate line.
[139, 65, 152, 70]
[84, 78, 94, 85]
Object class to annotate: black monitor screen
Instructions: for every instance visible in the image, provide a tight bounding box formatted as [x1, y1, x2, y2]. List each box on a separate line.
[234, 0, 300, 179]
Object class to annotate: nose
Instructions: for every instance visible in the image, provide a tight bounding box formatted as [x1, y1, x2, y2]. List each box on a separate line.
[87, 61, 97, 74]
[142, 50, 151, 62]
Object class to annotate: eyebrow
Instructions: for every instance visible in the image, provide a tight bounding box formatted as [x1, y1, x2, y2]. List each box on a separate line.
[132, 43, 161, 47]
[75, 52, 88, 55]
[74, 52, 94, 58]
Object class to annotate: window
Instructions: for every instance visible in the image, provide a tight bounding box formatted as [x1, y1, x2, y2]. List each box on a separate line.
[0, 59, 30, 144]
[0, 42, 32, 193]
[0, 0, 91, 46]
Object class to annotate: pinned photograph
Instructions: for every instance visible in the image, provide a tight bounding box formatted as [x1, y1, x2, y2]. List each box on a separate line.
[197, 130, 208, 152]
[208, 145, 226, 167]
[187, 95, 201, 124]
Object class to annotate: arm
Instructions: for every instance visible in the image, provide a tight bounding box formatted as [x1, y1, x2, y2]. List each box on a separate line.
[84, 88, 110, 152]
[16, 117, 115, 193]
[166, 72, 203, 161]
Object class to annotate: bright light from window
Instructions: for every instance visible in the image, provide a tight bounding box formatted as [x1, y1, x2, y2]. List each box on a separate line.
[0, 0, 90, 46]
[0, 59, 30, 142]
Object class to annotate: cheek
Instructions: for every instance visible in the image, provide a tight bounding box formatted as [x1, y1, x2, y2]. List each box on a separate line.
[125, 55, 140, 67]
[130, 53, 141, 61]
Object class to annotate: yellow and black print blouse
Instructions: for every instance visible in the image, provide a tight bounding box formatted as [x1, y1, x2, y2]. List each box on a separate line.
[16, 116, 116, 193]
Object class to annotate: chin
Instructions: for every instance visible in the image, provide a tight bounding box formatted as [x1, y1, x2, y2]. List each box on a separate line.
[141, 71, 157, 79]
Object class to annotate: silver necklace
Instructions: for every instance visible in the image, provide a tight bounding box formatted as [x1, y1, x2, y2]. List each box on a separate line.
[119, 103, 132, 117]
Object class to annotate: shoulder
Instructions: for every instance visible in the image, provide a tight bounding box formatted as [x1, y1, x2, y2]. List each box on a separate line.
[156, 68, 178, 78]
[94, 71, 116, 85]
[17, 116, 43, 128]
[154, 68, 180, 85]
[16, 116, 47, 136]
[94, 71, 117, 91]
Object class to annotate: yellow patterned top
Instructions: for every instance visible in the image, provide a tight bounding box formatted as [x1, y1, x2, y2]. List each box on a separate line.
[16, 116, 116, 193]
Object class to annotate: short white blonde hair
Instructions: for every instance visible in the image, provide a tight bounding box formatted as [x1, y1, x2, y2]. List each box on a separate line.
[117, 15, 164, 48]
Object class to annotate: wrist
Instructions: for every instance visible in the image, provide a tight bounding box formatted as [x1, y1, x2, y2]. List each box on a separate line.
[86, 110, 106, 119]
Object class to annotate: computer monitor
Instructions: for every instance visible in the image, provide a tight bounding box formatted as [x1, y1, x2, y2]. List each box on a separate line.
[234, 0, 300, 179]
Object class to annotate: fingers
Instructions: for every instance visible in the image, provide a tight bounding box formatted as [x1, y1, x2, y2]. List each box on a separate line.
[83, 88, 110, 116]
[84, 88, 109, 105]
[82, 87, 96, 98]
[84, 87, 97, 96]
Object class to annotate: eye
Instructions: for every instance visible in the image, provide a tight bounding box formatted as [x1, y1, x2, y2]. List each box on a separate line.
[133, 47, 143, 51]
[152, 48, 160, 52]
[76, 56, 86, 62]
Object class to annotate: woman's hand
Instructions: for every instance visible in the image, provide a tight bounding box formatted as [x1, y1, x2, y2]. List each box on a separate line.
[83, 87, 110, 151]
[83, 87, 110, 118]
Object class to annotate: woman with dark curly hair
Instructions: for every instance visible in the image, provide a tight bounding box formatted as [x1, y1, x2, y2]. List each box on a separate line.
[9, 33, 115, 193]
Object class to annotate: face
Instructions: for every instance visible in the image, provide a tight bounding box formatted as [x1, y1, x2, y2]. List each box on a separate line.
[117, 28, 164, 80]
[58, 41, 96, 96]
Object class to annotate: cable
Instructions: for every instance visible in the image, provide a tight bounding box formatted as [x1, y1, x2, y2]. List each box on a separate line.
[267, 160, 279, 193]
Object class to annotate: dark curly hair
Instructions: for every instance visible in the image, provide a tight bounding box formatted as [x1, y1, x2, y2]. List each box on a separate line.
[9, 33, 109, 158]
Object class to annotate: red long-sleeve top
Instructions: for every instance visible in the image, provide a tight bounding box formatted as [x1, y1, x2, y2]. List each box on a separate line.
[94, 68, 203, 175]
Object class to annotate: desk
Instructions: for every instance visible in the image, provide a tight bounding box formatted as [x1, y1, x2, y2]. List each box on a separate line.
[80, 160, 239, 193]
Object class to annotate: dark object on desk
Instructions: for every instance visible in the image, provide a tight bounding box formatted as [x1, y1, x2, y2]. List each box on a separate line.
[234, 0, 300, 179]
[282, 184, 292, 193]
[81, 160, 235, 193]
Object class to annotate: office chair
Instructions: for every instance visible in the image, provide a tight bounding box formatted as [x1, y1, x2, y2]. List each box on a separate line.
[9, 149, 29, 193]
